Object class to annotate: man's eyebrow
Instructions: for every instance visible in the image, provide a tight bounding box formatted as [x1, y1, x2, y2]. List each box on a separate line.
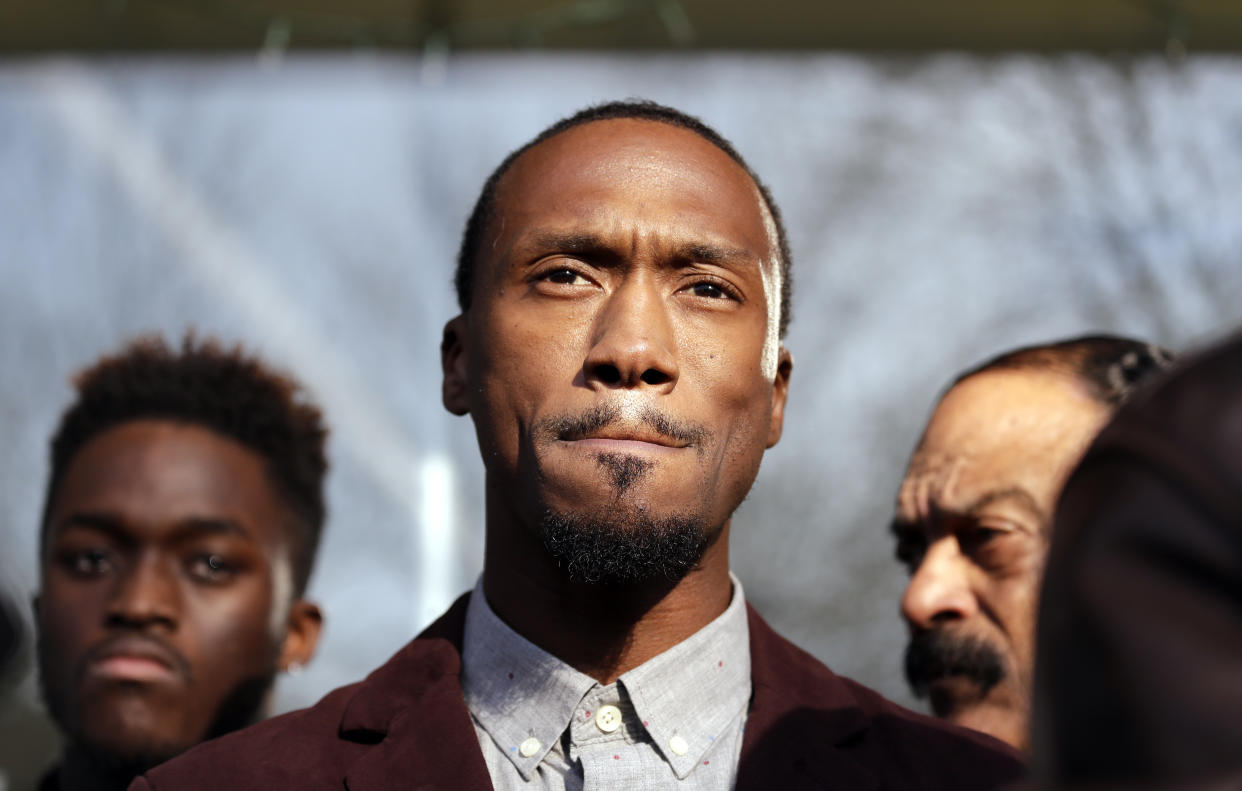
[963, 487, 1046, 525]
[518, 233, 757, 268]
[53, 514, 254, 543]
[676, 242, 758, 266]
[522, 231, 619, 258]
[889, 518, 917, 537]
[171, 517, 252, 541]
[56, 512, 130, 542]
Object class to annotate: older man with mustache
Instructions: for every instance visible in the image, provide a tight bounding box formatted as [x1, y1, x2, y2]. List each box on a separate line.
[892, 335, 1172, 750]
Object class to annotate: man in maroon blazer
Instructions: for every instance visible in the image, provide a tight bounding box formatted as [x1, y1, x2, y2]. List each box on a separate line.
[133, 101, 1023, 790]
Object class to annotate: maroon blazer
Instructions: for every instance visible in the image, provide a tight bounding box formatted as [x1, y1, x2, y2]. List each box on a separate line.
[133, 595, 1023, 790]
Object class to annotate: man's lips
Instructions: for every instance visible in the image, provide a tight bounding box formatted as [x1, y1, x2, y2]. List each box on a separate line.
[560, 429, 688, 454]
[84, 636, 185, 684]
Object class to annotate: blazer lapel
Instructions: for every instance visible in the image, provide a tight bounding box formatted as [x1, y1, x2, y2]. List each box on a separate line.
[739, 604, 879, 791]
[340, 594, 493, 791]
[341, 677, 492, 791]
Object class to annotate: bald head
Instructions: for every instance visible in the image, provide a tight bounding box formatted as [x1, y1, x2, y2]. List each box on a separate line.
[454, 100, 794, 338]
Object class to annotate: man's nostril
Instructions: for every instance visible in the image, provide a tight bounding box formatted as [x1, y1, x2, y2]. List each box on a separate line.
[641, 369, 670, 386]
[594, 364, 621, 385]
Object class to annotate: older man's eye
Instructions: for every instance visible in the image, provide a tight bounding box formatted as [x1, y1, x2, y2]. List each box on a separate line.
[893, 532, 927, 572]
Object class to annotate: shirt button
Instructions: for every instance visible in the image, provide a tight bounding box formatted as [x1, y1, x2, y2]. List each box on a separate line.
[594, 704, 622, 733]
[669, 734, 689, 756]
[519, 737, 541, 758]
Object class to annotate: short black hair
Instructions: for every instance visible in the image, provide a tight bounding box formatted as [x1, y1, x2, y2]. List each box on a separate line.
[41, 334, 329, 596]
[454, 99, 794, 337]
[956, 334, 1175, 408]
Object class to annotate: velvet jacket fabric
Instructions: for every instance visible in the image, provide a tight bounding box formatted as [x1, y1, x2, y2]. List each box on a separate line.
[1032, 332, 1242, 788]
[132, 595, 1023, 791]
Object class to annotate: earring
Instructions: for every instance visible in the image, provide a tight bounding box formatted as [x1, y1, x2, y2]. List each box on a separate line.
[285, 661, 304, 676]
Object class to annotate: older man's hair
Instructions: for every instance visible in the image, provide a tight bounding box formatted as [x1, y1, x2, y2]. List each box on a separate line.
[454, 99, 794, 337]
[956, 334, 1174, 408]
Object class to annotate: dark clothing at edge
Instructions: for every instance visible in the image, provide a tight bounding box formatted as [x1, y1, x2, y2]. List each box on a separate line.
[1034, 331, 1242, 789]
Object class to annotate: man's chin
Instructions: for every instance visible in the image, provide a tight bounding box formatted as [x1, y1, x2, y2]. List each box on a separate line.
[538, 506, 714, 586]
[75, 728, 188, 778]
[932, 693, 1028, 750]
[926, 676, 990, 719]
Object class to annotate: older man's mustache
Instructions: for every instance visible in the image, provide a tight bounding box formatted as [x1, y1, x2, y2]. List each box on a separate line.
[904, 629, 1006, 705]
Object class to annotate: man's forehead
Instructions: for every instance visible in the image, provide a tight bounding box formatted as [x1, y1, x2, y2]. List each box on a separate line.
[491, 118, 779, 262]
[902, 368, 1110, 515]
[926, 369, 1103, 449]
[507, 117, 743, 179]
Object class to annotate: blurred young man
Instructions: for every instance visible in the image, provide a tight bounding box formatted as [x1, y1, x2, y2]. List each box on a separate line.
[891, 336, 1171, 750]
[35, 336, 327, 791]
[135, 101, 1023, 790]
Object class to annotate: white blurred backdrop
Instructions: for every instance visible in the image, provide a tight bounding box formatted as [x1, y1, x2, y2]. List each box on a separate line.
[1, 54, 1240, 776]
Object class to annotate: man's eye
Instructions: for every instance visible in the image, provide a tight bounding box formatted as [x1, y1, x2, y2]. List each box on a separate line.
[542, 268, 588, 285]
[682, 279, 738, 301]
[63, 549, 112, 577]
[894, 534, 927, 572]
[187, 554, 234, 583]
[957, 524, 1021, 571]
[690, 282, 726, 299]
[958, 525, 1006, 555]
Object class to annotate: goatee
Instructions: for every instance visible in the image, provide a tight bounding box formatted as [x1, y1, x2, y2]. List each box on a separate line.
[540, 508, 712, 585]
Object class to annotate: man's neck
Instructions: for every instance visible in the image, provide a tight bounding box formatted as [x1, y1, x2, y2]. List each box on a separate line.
[55, 747, 151, 791]
[481, 521, 733, 684]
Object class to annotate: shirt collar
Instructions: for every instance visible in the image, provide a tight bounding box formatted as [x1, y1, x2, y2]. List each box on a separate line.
[461, 579, 596, 779]
[619, 574, 751, 778]
[460, 574, 751, 781]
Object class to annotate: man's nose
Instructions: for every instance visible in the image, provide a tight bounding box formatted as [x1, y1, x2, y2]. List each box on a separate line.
[106, 555, 179, 630]
[900, 538, 978, 629]
[583, 277, 679, 392]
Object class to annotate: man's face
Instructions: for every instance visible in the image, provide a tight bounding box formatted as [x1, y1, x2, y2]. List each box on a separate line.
[443, 118, 791, 583]
[892, 368, 1109, 750]
[36, 419, 318, 771]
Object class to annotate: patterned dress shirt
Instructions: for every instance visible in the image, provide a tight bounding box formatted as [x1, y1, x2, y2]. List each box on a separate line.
[460, 574, 752, 790]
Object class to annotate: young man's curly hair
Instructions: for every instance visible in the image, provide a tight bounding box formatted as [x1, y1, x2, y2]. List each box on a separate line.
[41, 334, 329, 595]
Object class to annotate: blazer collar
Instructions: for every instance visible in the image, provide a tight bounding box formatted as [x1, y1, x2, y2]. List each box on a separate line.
[739, 603, 878, 791]
[339, 593, 493, 791]
[334, 594, 880, 791]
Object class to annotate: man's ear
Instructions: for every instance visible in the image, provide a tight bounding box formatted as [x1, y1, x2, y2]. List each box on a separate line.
[278, 599, 322, 671]
[766, 346, 793, 448]
[441, 315, 470, 416]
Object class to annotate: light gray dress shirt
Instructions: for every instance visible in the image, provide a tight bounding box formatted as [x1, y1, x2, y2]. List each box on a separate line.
[460, 575, 752, 790]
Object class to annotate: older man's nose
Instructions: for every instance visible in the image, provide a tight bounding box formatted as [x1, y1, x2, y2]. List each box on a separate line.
[901, 539, 978, 630]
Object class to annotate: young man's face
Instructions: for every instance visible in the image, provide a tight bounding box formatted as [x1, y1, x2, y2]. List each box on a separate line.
[443, 118, 791, 583]
[36, 419, 319, 771]
[891, 369, 1109, 750]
